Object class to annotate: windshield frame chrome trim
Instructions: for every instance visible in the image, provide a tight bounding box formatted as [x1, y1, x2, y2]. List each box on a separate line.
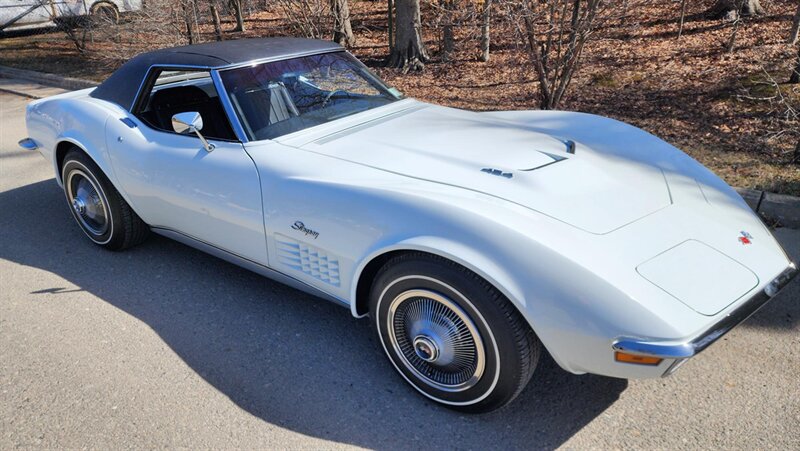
[213, 48, 344, 72]
[211, 69, 249, 143]
[216, 50, 404, 144]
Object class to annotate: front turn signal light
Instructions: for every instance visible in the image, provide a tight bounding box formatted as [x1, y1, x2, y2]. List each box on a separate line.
[615, 351, 663, 366]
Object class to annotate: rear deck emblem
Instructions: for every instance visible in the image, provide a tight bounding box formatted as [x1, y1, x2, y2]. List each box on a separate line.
[738, 231, 753, 245]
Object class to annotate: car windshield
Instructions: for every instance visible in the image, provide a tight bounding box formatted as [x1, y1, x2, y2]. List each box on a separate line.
[219, 51, 403, 141]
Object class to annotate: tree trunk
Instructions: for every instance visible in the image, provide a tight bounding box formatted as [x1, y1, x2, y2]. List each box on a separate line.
[789, 3, 800, 44]
[793, 139, 800, 164]
[388, 0, 394, 49]
[479, 0, 491, 62]
[726, 13, 742, 52]
[677, 0, 687, 39]
[621, 0, 628, 25]
[332, 0, 355, 46]
[386, 0, 428, 71]
[230, 0, 245, 32]
[184, 1, 197, 44]
[790, 45, 800, 84]
[441, 0, 454, 62]
[706, 0, 764, 20]
[211, 3, 223, 41]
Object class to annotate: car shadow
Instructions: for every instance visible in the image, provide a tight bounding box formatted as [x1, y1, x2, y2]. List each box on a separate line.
[0, 179, 627, 449]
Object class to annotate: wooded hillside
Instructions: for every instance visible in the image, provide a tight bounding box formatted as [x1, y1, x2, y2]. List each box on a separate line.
[2, 0, 800, 195]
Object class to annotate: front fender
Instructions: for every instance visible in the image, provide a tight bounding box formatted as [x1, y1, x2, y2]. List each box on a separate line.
[349, 236, 528, 319]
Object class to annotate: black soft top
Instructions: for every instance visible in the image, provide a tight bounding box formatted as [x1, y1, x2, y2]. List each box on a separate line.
[90, 37, 342, 111]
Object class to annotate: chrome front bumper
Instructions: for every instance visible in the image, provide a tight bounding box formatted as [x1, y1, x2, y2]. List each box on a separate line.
[613, 262, 798, 375]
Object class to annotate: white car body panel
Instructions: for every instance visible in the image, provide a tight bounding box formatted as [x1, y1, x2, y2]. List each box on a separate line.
[636, 240, 759, 316]
[282, 101, 672, 234]
[23, 65, 795, 381]
[104, 112, 267, 264]
[0, 0, 141, 31]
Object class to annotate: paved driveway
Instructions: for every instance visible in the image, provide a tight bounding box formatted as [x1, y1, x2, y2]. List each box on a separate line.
[1, 90, 798, 450]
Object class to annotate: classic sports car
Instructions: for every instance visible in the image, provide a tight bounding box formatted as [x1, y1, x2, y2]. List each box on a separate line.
[21, 37, 797, 413]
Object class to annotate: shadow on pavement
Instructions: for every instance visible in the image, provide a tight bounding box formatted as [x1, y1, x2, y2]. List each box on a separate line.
[0, 179, 627, 449]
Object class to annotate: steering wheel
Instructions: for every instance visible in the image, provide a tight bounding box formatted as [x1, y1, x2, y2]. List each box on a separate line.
[322, 89, 348, 107]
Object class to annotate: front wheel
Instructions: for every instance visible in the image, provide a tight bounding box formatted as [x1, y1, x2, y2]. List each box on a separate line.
[370, 253, 541, 413]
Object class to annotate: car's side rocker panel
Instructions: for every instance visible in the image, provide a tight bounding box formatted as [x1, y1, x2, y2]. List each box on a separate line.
[152, 227, 349, 308]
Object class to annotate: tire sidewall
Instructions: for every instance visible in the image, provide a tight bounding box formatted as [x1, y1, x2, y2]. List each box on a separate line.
[371, 257, 527, 410]
[375, 274, 501, 406]
[62, 152, 119, 247]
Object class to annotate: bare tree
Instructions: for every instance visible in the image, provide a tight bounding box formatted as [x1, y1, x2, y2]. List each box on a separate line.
[725, 0, 746, 52]
[441, 0, 456, 62]
[388, 0, 395, 49]
[742, 68, 800, 163]
[67, 0, 196, 67]
[210, 1, 224, 41]
[789, 3, 800, 44]
[275, 0, 330, 39]
[182, 0, 199, 44]
[677, 0, 687, 39]
[331, 0, 355, 46]
[791, 44, 800, 84]
[230, 0, 245, 32]
[386, 0, 429, 71]
[479, 0, 492, 62]
[513, 0, 604, 110]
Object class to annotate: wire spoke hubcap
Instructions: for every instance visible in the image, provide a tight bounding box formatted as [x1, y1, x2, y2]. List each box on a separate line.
[67, 170, 108, 236]
[387, 289, 485, 392]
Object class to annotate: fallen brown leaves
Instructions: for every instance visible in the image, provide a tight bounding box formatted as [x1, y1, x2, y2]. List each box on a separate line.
[2, 0, 800, 194]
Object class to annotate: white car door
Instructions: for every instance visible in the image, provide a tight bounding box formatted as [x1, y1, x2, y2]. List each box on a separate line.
[105, 70, 267, 265]
[0, 0, 53, 30]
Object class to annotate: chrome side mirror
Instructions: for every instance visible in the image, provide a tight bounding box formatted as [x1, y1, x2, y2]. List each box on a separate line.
[172, 112, 215, 152]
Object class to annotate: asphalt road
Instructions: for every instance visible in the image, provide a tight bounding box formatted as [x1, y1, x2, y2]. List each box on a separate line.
[1, 90, 799, 450]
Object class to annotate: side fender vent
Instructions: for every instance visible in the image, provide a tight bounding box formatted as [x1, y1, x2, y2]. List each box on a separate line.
[275, 234, 341, 287]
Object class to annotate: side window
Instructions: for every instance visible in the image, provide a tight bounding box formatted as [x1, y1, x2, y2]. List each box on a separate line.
[134, 69, 237, 141]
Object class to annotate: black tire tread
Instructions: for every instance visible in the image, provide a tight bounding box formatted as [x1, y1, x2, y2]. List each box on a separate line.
[112, 183, 150, 250]
[63, 148, 149, 251]
[373, 251, 541, 412]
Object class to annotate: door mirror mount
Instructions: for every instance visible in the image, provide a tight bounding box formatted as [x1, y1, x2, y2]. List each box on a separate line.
[172, 112, 215, 152]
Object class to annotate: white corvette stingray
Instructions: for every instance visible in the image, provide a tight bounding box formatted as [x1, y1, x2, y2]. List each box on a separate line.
[20, 37, 797, 412]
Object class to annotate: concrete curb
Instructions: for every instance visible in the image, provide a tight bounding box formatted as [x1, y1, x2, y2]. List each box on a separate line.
[735, 188, 800, 229]
[2, 66, 800, 228]
[0, 65, 97, 91]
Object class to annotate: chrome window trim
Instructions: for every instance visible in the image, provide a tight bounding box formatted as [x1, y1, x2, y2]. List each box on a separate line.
[211, 69, 249, 142]
[130, 63, 212, 113]
[213, 48, 343, 72]
[129, 64, 243, 143]
[613, 262, 798, 359]
[127, 49, 346, 142]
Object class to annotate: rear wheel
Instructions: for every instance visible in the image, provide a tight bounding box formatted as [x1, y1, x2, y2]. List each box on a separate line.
[61, 148, 149, 250]
[370, 252, 541, 413]
[90, 2, 119, 25]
